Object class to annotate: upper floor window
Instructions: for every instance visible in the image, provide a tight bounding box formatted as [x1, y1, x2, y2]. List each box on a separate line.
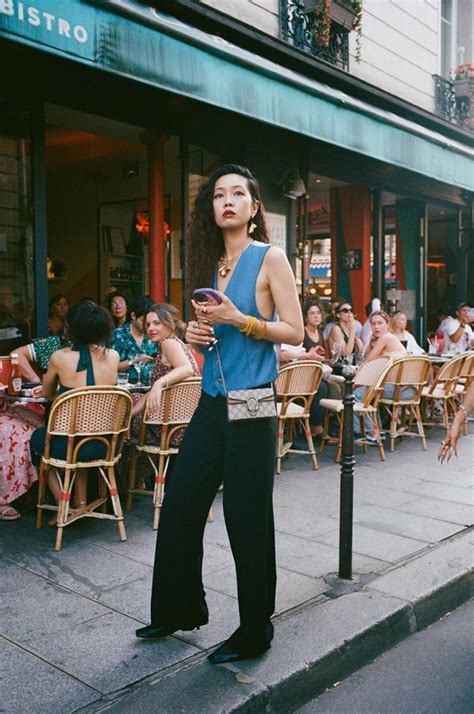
[440, 0, 456, 78]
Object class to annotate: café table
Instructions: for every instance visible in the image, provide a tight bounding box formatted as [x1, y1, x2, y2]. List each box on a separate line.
[0, 390, 48, 405]
[117, 382, 151, 394]
[427, 353, 456, 366]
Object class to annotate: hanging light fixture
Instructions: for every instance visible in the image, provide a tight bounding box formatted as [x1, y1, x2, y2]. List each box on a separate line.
[279, 168, 307, 199]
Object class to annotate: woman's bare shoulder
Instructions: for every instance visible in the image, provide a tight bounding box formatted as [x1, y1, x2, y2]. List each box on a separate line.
[263, 245, 286, 263]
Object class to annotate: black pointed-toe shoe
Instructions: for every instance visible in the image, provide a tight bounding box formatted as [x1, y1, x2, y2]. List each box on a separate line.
[135, 624, 179, 639]
[207, 641, 270, 664]
[136, 621, 206, 639]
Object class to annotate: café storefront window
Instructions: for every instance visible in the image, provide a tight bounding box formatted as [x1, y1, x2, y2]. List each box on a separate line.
[0, 112, 35, 353]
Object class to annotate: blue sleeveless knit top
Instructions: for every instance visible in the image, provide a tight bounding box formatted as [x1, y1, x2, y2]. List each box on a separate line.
[202, 242, 278, 397]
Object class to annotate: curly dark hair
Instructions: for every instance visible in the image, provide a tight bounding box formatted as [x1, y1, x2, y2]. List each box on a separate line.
[68, 302, 113, 347]
[185, 163, 269, 298]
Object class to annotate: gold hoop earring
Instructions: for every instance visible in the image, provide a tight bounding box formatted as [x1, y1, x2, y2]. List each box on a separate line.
[248, 221, 257, 235]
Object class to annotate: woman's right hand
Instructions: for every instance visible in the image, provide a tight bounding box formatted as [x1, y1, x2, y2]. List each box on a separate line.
[307, 347, 323, 361]
[348, 318, 357, 335]
[185, 320, 215, 348]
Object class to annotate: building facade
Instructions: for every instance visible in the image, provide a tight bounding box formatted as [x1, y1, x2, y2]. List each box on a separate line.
[0, 0, 473, 353]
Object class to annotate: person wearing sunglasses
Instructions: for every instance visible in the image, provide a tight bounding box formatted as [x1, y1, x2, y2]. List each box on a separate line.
[328, 302, 363, 364]
[105, 291, 130, 329]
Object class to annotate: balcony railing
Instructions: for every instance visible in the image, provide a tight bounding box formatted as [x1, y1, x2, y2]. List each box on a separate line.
[280, 0, 350, 71]
[433, 75, 471, 128]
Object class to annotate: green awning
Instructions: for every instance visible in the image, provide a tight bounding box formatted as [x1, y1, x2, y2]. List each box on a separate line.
[1, 0, 472, 192]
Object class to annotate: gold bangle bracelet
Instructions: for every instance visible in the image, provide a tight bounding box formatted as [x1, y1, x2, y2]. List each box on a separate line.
[240, 315, 258, 336]
[252, 319, 268, 340]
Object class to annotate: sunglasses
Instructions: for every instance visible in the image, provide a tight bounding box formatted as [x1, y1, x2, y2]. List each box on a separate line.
[339, 307, 353, 313]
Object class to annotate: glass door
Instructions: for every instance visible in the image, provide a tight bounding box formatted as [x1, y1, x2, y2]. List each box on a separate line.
[0, 109, 37, 352]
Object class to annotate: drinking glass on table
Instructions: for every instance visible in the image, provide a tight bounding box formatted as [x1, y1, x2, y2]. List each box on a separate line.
[133, 358, 145, 386]
[330, 343, 342, 364]
[117, 371, 129, 386]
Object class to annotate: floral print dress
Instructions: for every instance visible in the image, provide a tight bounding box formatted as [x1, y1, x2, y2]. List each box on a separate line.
[0, 403, 44, 506]
[0, 334, 63, 507]
[118, 337, 200, 490]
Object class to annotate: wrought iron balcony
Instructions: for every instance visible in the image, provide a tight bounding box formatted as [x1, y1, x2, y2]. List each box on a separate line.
[433, 75, 471, 128]
[280, 0, 350, 71]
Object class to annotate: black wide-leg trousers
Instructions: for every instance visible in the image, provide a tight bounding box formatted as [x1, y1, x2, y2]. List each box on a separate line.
[150, 391, 277, 650]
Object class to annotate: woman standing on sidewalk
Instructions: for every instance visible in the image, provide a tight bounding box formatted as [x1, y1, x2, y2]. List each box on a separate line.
[136, 164, 303, 663]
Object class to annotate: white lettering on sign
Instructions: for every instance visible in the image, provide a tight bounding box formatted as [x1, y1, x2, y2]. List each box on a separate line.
[0, 0, 88, 44]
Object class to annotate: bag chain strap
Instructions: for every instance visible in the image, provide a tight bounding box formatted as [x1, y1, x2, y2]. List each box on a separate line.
[213, 343, 228, 396]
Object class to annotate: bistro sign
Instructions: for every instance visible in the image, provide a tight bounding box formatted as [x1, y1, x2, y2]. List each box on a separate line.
[0, 0, 90, 48]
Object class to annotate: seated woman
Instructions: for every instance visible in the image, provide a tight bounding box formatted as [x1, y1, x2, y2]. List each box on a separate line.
[111, 294, 158, 385]
[279, 300, 330, 439]
[389, 311, 424, 355]
[302, 299, 327, 357]
[105, 291, 130, 329]
[30, 302, 119, 513]
[354, 310, 408, 441]
[328, 302, 364, 364]
[48, 294, 68, 336]
[123, 303, 199, 489]
[0, 328, 72, 521]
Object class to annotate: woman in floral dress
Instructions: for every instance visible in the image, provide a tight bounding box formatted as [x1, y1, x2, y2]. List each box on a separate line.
[120, 303, 199, 491]
[0, 333, 66, 520]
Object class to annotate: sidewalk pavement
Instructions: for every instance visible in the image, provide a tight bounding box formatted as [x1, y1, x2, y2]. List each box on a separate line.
[2, 429, 473, 714]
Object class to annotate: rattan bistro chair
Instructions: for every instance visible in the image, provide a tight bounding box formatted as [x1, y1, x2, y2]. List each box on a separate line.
[127, 377, 202, 530]
[455, 352, 474, 434]
[421, 353, 465, 434]
[378, 356, 431, 451]
[320, 356, 392, 462]
[36, 386, 133, 551]
[275, 361, 324, 474]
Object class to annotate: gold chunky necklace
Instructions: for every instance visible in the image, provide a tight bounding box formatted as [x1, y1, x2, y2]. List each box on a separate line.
[218, 240, 251, 278]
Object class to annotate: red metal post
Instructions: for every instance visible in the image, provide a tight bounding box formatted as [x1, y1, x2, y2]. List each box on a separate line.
[148, 133, 166, 302]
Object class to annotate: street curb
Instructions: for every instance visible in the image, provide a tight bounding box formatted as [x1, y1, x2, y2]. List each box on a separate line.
[93, 529, 473, 713]
[267, 573, 473, 713]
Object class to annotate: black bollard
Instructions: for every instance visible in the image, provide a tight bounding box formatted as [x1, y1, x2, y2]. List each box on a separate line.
[339, 364, 356, 579]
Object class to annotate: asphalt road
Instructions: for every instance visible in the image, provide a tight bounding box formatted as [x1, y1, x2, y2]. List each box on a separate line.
[298, 598, 474, 714]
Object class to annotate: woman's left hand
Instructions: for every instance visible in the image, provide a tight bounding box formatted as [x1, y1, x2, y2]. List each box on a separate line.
[191, 293, 243, 327]
[147, 383, 163, 414]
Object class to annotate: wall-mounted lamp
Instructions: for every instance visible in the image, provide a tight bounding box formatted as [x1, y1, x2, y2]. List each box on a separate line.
[279, 168, 307, 199]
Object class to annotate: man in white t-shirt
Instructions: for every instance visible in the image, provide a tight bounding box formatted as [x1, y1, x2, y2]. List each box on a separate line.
[442, 302, 474, 353]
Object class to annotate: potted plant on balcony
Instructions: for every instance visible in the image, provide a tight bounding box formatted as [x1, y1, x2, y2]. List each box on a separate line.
[309, 0, 363, 62]
[451, 63, 473, 98]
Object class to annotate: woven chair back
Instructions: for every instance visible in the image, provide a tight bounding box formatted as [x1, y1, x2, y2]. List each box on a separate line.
[354, 356, 392, 388]
[276, 361, 323, 398]
[47, 386, 133, 437]
[379, 356, 430, 403]
[382, 356, 431, 387]
[0, 355, 11, 384]
[426, 353, 465, 396]
[144, 377, 202, 426]
[458, 351, 474, 378]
